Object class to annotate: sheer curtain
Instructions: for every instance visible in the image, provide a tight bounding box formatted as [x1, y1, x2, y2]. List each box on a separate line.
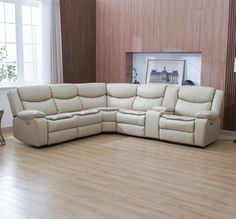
[41, 0, 63, 84]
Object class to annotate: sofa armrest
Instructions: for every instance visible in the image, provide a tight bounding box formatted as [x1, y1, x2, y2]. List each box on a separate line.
[152, 106, 174, 112]
[195, 111, 219, 120]
[17, 110, 45, 120]
[13, 117, 48, 146]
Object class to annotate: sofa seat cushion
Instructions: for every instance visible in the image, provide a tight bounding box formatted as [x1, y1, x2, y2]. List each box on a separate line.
[95, 107, 120, 111]
[162, 114, 195, 121]
[47, 115, 78, 133]
[47, 110, 102, 132]
[118, 109, 146, 116]
[117, 110, 146, 126]
[46, 113, 74, 121]
[46, 109, 100, 121]
[94, 107, 120, 122]
[76, 111, 102, 127]
[160, 115, 195, 133]
[73, 109, 99, 116]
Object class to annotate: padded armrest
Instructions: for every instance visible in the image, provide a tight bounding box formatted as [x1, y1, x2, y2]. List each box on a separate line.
[17, 110, 45, 120]
[195, 111, 219, 120]
[152, 106, 174, 112]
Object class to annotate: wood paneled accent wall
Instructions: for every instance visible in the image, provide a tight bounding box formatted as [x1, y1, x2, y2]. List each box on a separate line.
[60, 0, 96, 83]
[223, 0, 236, 130]
[96, 0, 230, 91]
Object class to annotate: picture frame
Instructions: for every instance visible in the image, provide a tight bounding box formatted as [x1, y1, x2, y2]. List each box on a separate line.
[145, 59, 185, 85]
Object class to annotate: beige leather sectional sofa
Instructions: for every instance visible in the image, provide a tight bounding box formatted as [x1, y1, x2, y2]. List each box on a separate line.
[8, 83, 224, 147]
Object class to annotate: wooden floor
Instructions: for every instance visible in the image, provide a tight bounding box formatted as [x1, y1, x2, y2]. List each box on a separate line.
[0, 134, 236, 219]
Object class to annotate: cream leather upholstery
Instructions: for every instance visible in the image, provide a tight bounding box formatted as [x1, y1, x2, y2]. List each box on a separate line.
[48, 128, 78, 145]
[194, 118, 221, 146]
[117, 123, 145, 137]
[8, 83, 224, 147]
[159, 86, 222, 146]
[50, 84, 82, 113]
[17, 110, 45, 120]
[17, 85, 57, 115]
[133, 84, 167, 111]
[7, 89, 24, 117]
[95, 107, 119, 132]
[107, 83, 138, 109]
[196, 111, 219, 120]
[48, 116, 78, 133]
[160, 115, 195, 133]
[76, 111, 102, 127]
[117, 110, 146, 126]
[152, 106, 174, 112]
[116, 109, 146, 137]
[13, 117, 48, 146]
[145, 110, 170, 139]
[77, 83, 106, 109]
[162, 86, 179, 109]
[160, 129, 194, 145]
[175, 86, 214, 117]
[211, 90, 224, 114]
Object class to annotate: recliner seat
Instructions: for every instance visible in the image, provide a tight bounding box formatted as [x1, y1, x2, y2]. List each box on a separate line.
[7, 83, 224, 147]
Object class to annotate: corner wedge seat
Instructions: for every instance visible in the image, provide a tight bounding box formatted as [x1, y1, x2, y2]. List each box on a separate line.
[95, 107, 120, 132]
[7, 83, 224, 147]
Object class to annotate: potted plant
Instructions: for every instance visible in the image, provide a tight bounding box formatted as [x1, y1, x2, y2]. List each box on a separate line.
[0, 46, 17, 83]
[132, 68, 139, 84]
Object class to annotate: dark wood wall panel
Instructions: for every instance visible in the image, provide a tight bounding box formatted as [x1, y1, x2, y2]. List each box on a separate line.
[60, 0, 96, 83]
[96, 0, 230, 91]
[96, 0, 132, 82]
[223, 0, 236, 130]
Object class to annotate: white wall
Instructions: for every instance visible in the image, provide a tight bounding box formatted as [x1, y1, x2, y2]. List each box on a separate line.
[132, 53, 201, 85]
[0, 88, 13, 128]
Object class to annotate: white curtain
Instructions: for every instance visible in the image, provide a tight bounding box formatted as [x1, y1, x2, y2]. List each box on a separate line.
[41, 0, 63, 84]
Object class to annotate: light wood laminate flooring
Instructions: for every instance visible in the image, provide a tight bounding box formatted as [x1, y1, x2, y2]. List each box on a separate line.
[0, 134, 236, 219]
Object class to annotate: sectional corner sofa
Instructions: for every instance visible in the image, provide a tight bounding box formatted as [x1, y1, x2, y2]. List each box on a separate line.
[7, 83, 224, 147]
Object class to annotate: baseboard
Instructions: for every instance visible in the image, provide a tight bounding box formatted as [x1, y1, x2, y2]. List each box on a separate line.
[2, 126, 12, 131]
[2, 127, 13, 136]
[221, 129, 236, 136]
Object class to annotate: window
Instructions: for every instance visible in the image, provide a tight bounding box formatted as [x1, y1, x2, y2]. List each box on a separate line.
[0, 0, 41, 85]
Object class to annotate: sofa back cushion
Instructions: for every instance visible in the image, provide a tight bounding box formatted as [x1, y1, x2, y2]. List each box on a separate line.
[107, 83, 138, 109]
[211, 90, 224, 114]
[162, 85, 180, 109]
[133, 84, 167, 111]
[175, 86, 215, 117]
[17, 85, 57, 115]
[77, 83, 106, 109]
[50, 84, 82, 113]
[7, 89, 24, 117]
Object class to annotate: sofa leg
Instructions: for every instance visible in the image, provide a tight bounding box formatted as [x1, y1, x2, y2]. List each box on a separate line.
[0, 133, 5, 146]
[0, 109, 5, 146]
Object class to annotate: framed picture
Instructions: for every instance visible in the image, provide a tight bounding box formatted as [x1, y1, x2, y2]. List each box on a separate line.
[145, 59, 185, 85]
